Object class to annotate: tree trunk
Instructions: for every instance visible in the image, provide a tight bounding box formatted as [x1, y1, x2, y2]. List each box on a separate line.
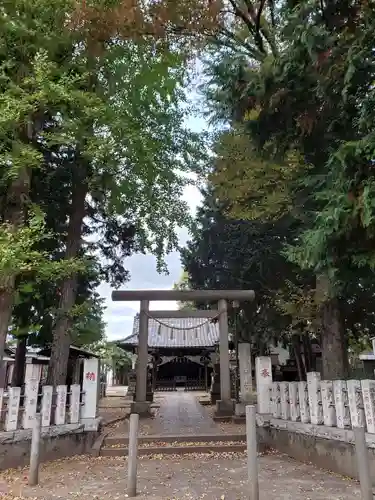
[11, 335, 28, 387]
[292, 334, 306, 381]
[302, 334, 315, 372]
[46, 178, 88, 387]
[317, 274, 348, 380]
[0, 167, 31, 363]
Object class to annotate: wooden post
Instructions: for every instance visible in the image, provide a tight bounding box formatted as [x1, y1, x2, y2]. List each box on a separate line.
[127, 413, 139, 497]
[246, 405, 259, 500]
[353, 426, 373, 500]
[28, 413, 42, 486]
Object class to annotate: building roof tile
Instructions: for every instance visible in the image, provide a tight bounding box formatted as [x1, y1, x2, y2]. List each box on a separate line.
[119, 314, 220, 349]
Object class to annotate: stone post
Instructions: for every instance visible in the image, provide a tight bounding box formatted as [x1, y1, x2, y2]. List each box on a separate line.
[279, 382, 290, 420]
[23, 363, 41, 429]
[132, 300, 150, 416]
[320, 380, 336, 426]
[216, 299, 233, 415]
[347, 379, 366, 428]
[82, 357, 99, 421]
[298, 381, 310, 423]
[361, 380, 375, 434]
[271, 382, 281, 418]
[289, 382, 300, 422]
[333, 380, 350, 429]
[307, 372, 323, 425]
[255, 356, 272, 414]
[239, 342, 253, 401]
[131, 353, 138, 370]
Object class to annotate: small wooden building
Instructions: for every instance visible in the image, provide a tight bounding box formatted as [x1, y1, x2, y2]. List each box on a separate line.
[117, 314, 222, 391]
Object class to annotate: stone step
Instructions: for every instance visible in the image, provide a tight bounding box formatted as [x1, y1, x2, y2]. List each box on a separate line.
[103, 433, 246, 446]
[100, 442, 247, 457]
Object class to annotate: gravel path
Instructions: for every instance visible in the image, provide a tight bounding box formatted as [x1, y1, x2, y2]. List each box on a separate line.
[0, 452, 361, 499]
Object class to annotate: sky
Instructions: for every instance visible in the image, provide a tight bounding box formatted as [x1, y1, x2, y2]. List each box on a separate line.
[99, 115, 207, 341]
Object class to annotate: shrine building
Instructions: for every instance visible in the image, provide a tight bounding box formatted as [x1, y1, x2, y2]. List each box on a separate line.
[116, 313, 226, 391]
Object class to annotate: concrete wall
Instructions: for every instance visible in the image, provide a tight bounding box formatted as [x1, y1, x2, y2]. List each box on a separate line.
[0, 421, 100, 470]
[256, 415, 375, 483]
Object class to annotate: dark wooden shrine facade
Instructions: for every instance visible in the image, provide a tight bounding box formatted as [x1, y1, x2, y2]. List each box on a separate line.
[117, 314, 224, 391]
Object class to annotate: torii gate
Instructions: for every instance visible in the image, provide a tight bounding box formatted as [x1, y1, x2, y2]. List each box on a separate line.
[112, 289, 255, 416]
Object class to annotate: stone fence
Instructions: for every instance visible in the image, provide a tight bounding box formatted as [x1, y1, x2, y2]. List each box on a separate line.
[253, 358, 375, 482]
[0, 357, 99, 433]
[267, 372, 375, 432]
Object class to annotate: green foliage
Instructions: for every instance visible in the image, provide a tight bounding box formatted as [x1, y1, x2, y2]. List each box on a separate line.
[180, 186, 307, 350]
[0, 0, 215, 365]
[89, 339, 131, 372]
[197, 0, 375, 378]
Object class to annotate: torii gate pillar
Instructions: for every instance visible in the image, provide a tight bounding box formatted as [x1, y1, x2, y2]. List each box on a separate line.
[112, 289, 255, 417]
[216, 298, 232, 414]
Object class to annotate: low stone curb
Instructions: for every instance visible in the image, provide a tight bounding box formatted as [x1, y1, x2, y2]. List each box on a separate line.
[101, 415, 128, 427]
[92, 430, 109, 457]
[213, 415, 233, 423]
[101, 443, 247, 457]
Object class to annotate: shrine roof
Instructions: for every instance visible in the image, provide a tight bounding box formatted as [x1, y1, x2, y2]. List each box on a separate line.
[118, 314, 220, 349]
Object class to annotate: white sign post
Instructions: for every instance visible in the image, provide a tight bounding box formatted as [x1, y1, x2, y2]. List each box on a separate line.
[255, 357, 272, 414]
[5, 387, 21, 431]
[41, 386, 53, 427]
[23, 364, 40, 429]
[82, 357, 99, 421]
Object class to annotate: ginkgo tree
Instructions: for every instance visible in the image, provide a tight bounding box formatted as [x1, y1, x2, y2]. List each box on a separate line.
[0, 0, 221, 384]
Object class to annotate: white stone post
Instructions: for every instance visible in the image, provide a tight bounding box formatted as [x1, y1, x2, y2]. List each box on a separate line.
[279, 382, 290, 420]
[361, 380, 375, 434]
[41, 385, 53, 427]
[271, 382, 281, 418]
[82, 357, 99, 420]
[239, 343, 253, 401]
[23, 364, 40, 429]
[5, 387, 21, 431]
[70, 384, 81, 424]
[55, 385, 67, 425]
[255, 357, 272, 414]
[347, 379, 365, 428]
[333, 380, 351, 429]
[298, 381, 310, 423]
[307, 372, 323, 425]
[131, 353, 138, 371]
[320, 380, 336, 426]
[289, 382, 300, 422]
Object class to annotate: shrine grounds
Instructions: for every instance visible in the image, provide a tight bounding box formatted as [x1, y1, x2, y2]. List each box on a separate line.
[0, 451, 361, 499]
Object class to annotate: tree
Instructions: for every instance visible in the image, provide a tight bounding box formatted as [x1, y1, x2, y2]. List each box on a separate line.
[89, 340, 131, 385]
[180, 186, 307, 353]
[201, 0, 375, 378]
[1, 0, 219, 384]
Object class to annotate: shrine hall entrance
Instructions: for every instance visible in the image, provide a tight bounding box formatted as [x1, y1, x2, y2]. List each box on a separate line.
[155, 356, 213, 391]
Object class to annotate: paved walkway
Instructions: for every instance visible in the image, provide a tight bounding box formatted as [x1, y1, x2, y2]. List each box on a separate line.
[107, 391, 245, 436]
[2, 453, 361, 499]
[150, 390, 219, 435]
